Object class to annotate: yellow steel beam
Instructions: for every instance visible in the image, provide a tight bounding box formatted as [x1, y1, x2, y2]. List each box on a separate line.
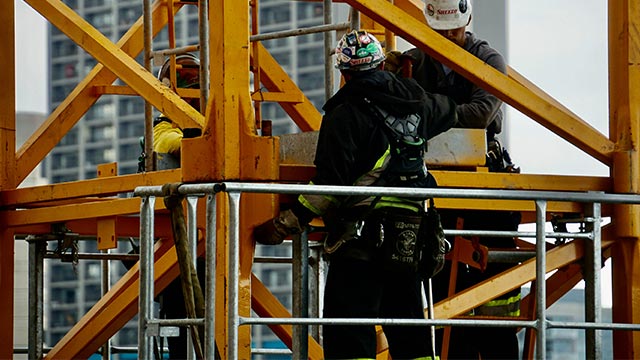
[2, 197, 166, 227]
[609, 0, 640, 356]
[0, 0, 16, 192]
[15, 0, 190, 184]
[434, 239, 614, 319]
[432, 171, 612, 192]
[0, 169, 180, 208]
[344, 0, 615, 166]
[0, 1, 16, 356]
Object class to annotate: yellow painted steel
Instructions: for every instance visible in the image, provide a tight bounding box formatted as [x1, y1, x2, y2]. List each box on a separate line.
[0, 1, 16, 192]
[1, 0, 640, 358]
[16, 0, 181, 185]
[609, 0, 640, 356]
[345, 0, 615, 166]
[0, 1, 16, 357]
[434, 239, 614, 320]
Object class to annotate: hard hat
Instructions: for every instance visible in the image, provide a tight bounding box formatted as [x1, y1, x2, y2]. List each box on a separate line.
[157, 53, 200, 89]
[424, 0, 472, 30]
[335, 30, 386, 72]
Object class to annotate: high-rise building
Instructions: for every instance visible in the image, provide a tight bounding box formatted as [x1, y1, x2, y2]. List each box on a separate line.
[45, 0, 347, 355]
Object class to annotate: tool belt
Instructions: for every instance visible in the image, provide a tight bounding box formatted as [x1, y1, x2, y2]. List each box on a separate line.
[323, 204, 446, 279]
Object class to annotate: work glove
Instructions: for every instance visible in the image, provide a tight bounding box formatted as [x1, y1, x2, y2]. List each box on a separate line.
[384, 50, 415, 77]
[384, 50, 404, 74]
[253, 209, 303, 245]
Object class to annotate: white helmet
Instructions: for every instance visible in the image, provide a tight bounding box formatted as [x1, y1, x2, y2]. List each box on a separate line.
[335, 30, 386, 72]
[424, 0, 472, 30]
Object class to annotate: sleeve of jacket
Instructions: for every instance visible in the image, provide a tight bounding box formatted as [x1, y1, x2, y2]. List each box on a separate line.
[455, 49, 506, 131]
[422, 92, 458, 141]
[297, 104, 371, 217]
[153, 121, 183, 155]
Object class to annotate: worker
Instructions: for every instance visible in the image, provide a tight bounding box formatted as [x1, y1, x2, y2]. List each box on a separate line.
[153, 53, 202, 169]
[253, 30, 457, 359]
[386, 1, 522, 358]
[154, 53, 206, 359]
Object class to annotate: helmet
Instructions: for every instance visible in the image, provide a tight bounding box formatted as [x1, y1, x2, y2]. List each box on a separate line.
[157, 53, 200, 89]
[424, 0, 472, 30]
[335, 30, 386, 72]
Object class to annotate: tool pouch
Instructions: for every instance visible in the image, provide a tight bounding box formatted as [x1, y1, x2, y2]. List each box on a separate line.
[377, 202, 446, 279]
[377, 210, 424, 273]
[418, 200, 446, 279]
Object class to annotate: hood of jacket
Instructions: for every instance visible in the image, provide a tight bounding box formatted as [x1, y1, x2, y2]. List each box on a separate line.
[323, 71, 427, 117]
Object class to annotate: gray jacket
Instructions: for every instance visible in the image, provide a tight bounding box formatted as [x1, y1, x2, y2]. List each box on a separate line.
[406, 32, 506, 136]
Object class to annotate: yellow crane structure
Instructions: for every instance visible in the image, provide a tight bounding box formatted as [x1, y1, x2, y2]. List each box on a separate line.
[0, 0, 639, 358]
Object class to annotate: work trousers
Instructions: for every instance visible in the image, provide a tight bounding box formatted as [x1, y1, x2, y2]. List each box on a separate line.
[323, 252, 432, 359]
[432, 209, 522, 360]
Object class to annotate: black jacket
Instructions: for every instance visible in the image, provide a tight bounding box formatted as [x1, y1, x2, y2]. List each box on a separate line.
[296, 70, 457, 219]
[406, 32, 506, 136]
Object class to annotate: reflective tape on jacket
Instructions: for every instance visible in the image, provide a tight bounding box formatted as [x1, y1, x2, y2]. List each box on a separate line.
[473, 293, 521, 317]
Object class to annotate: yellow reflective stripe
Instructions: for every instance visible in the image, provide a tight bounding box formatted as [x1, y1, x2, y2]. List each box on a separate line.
[474, 293, 521, 317]
[373, 147, 391, 169]
[374, 198, 422, 212]
[298, 181, 340, 216]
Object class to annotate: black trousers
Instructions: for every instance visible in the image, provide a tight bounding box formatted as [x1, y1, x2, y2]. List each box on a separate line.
[431, 209, 522, 360]
[322, 250, 432, 359]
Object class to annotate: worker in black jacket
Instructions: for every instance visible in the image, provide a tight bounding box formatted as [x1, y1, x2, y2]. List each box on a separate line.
[254, 30, 457, 359]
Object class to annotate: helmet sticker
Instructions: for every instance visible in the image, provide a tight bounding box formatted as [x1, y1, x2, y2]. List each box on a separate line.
[459, 0, 468, 14]
[426, 4, 435, 16]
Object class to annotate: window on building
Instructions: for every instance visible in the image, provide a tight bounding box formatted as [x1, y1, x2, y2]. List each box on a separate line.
[49, 263, 77, 282]
[52, 85, 76, 103]
[51, 287, 77, 305]
[298, 47, 324, 68]
[87, 11, 113, 28]
[51, 40, 78, 58]
[119, 120, 144, 139]
[118, 6, 140, 26]
[119, 143, 141, 162]
[298, 71, 324, 91]
[86, 101, 115, 121]
[271, 50, 291, 69]
[89, 125, 114, 142]
[51, 152, 79, 170]
[297, 3, 323, 20]
[119, 98, 145, 117]
[261, 4, 290, 26]
[86, 147, 116, 166]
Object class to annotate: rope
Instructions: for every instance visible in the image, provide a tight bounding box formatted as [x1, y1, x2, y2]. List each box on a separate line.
[162, 183, 205, 359]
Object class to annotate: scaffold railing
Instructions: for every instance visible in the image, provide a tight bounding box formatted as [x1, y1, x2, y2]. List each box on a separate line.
[133, 182, 640, 360]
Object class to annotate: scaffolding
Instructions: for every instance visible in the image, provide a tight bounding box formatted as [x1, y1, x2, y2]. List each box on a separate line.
[2, 0, 640, 359]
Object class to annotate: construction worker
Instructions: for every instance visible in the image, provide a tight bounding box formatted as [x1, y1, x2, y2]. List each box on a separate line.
[153, 53, 202, 169]
[387, 1, 522, 358]
[253, 30, 457, 359]
[154, 53, 206, 359]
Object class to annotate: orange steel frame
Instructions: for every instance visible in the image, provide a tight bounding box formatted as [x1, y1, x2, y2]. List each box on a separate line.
[0, 0, 638, 358]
